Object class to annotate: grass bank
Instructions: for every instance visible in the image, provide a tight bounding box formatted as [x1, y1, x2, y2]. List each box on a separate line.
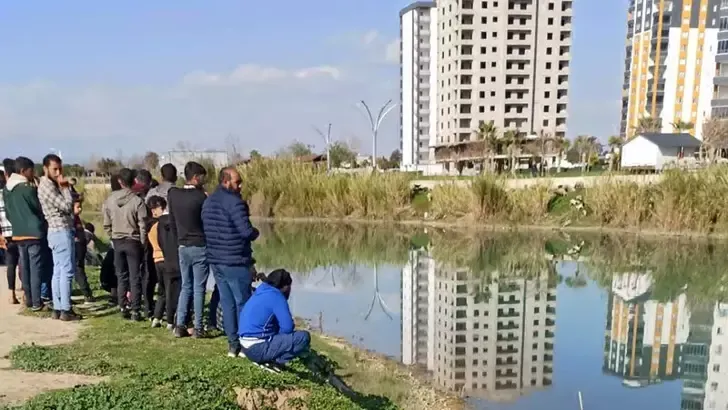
[81, 159, 728, 235]
[4, 268, 461, 410]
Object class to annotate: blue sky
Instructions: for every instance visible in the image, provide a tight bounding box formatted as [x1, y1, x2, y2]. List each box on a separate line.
[0, 0, 625, 163]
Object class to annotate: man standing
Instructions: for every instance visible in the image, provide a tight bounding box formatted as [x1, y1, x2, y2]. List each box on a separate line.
[202, 167, 259, 356]
[103, 168, 149, 320]
[145, 163, 177, 203]
[4, 157, 47, 312]
[1, 159, 19, 305]
[168, 162, 209, 338]
[38, 154, 80, 321]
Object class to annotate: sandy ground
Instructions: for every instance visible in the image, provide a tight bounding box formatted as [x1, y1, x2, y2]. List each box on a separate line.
[0, 283, 104, 406]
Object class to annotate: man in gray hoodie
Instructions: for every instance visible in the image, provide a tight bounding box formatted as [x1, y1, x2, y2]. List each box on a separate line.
[145, 163, 177, 204]
[103, 168, 149, 321]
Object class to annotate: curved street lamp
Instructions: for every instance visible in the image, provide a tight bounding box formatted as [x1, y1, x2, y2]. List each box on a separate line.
[357, 100, 397, 170]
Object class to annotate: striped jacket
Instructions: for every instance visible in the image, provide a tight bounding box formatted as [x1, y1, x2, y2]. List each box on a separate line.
[0, 190, 11, 238]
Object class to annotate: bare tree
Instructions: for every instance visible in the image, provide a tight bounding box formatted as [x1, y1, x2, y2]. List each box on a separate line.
[225, 134, 244, 164]
[702, 116, 728, 162]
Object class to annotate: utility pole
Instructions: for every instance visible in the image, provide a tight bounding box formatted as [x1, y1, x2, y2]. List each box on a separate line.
[313, 123, 332, 171]
[357, 100, 396, 170]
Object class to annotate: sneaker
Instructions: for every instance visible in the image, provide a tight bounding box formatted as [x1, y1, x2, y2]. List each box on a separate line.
[151, 318, 162, 328]
[166, 323, 174, 331]
[130, 311, 143, 322]
[51, 310, 61, 320]
[30, 305, 43, 312]
[60, 310, 82, 321]
[174, 326, 191, 338]
[192, 328, 206, 339]
[253, 362, 281, 374]
[227, 346, 240, 358]
[238, 351, 247, 359]
[120, 309, 132, 320]
[84, 296, 95, 305]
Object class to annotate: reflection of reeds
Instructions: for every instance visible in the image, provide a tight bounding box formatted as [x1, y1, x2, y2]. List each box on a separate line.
[253, 222, 416, 273]
[254, 222, 728, 306]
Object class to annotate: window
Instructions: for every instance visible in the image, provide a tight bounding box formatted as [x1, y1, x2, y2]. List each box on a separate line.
[491, 91, 496, 97]
[490, 106, 495, 111]
[713, 364, 721, 372]
[719, 40, 728, 54]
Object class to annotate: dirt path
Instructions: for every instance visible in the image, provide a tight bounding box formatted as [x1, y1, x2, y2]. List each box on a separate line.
[0, 284, 104, 406]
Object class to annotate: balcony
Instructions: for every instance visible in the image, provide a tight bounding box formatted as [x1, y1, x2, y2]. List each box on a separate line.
[498, 309, 520, 318]
[497, 346, 519, 354]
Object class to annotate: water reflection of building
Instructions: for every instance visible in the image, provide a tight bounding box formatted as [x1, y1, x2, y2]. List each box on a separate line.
[600, 273, 728, 410]
[401, 250, 556, 401]
[603, 273, 690, 386]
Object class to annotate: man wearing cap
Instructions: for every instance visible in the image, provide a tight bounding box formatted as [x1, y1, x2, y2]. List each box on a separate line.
[238, 269, 310, 368]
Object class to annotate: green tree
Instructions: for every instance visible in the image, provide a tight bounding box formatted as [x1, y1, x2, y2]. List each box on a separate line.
[474, 120, 499, 173]
[607, 135, 623, 171]
[632, 116, 662, 136]
[502, 129, 521, 176]
[96, 158, 122, 175]
[671, 120, 694, 133]
[143, 151, 160, 171]
[281, 141, 313, 158]
[249, 150, 262, 160]
[64, 163, 86, 176]
[328, 141, 356, 168]
[388, 149, 402, 167]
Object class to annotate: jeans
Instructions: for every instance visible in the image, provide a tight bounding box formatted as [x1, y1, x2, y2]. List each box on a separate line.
[48, 230, 76, 311]
[17, 240, 44, 309]
[242, 331, 311, 365]
[175, 246, 209, 329]
[5, 239, 18, 290]
[153, 262, 181, 324]
[113, 239, 143, 312]
[211, 264, 253, 350]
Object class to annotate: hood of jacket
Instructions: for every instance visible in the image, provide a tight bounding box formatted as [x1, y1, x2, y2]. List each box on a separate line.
[6, 174, 29, 191]
[109, 188, 137, 208]
[254, 282, 282, 297]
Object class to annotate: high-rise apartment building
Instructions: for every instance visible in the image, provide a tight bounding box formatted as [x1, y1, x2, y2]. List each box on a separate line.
[399, 0, 573, 174]
[400, 2, 441, 174]
[621, 0, 721, 140]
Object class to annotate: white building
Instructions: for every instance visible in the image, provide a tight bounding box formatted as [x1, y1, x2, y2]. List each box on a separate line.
[399, 2, 442, 175]
[166, 150, 230, 177]
[620, 133, 701, 171]
[704, 303, 728, 410]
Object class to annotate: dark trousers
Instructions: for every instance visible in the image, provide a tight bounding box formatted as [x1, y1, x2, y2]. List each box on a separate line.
[112, 239, 143, 312]
[5, 239, 18, 290]
[243, 331, 311, 365]
[153, 262, 181, 323]
[74, 242, 92, 297]
[143, 250, 157, 315]
[17, 240, 44, 309]
[211, 264, 253, 350]
[40, 242, 53, 300]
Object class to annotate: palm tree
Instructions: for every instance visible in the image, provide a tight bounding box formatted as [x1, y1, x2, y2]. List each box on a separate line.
[502, 129, 521, 176]
[607, 135, 623, 171]
[702, 116, 728, 162]
[632, 116, 662, 136]
[554, 135, 570, 173]
[573, 135, 590, 173]
[474, 120, 499, 173]
[671, 120, 694, 134]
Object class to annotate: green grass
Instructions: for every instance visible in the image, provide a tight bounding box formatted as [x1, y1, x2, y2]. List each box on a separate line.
[5, 267, 448, 410]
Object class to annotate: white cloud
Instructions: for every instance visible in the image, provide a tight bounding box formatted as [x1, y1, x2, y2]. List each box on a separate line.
[384, 39, 400, 64]
[183, 64, 342, 85]
[361, 30, 379, 46]
[0, 63, 398, 160]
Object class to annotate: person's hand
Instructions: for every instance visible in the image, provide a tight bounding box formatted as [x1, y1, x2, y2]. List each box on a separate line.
[57, 175, 69, 187]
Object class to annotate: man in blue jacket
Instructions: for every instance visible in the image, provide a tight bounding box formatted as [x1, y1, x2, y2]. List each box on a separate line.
[201, 167, 259, 357]
[238, 269, 310, 368]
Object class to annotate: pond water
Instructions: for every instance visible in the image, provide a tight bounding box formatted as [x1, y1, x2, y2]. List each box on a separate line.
[253, 222, 727, 410]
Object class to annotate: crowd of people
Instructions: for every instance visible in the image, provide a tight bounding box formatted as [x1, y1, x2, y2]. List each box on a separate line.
[0, 156, 310, 370]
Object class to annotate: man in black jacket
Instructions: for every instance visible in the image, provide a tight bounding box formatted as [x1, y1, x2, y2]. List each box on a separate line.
[168, 161, 209, 338]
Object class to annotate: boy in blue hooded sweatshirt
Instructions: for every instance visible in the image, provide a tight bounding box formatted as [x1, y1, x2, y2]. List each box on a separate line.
[238, 269, 310, 367]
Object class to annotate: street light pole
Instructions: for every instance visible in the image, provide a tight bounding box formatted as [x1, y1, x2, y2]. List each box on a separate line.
[358, 100, 396, 170]
[313, 123, 332, 171]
